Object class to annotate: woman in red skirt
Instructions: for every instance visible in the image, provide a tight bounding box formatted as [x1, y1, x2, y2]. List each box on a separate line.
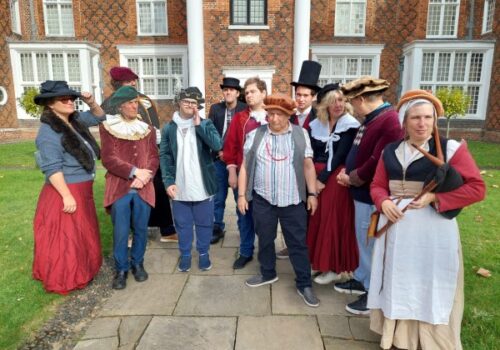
[32, 80, 104, 294]
[307, 84, 360, 284]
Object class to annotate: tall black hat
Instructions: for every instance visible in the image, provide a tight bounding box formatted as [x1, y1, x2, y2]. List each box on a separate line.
[220, 77, 241, 91]
[290, 60, 322, 92]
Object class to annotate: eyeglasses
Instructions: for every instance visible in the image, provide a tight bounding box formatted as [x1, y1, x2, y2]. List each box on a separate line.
[181, 100, 198, 106]
[54, 96, 76, 103]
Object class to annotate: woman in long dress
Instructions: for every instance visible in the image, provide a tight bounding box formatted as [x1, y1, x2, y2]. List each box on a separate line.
[368, 89, 485, 349]
[33, 80, 104, 294]
[306, 84, 360, 284]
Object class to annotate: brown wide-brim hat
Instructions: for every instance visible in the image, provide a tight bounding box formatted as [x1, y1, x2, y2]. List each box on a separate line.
[341, 76, 390, 99]
[397, 89, 444, 117]
[264, 94, 297, 116]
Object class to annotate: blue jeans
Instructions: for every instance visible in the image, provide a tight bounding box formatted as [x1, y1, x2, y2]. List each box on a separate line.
[233, 187, 255, 257]
[352, 200, 375, 290]
[213, 160, 229, 231]
[172, 198, 214, 256]
[111, 192, 151, 272]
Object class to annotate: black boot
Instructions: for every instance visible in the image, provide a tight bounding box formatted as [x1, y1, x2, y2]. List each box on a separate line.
[210, 227, 225, 244]
[131, 264, 149, 282]
[112, 271, 128, 290]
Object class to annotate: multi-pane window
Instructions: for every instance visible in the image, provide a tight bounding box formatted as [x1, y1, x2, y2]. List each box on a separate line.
[482, 0, 495, 33]
[19, 51, 84, 109]
[126, 56, 184, 98]
[426, 0, 460, 38]
[420, 51, 484, 114]
[316, 55, 374, 86]
[43, 0, 75, 36]
[136, 0, 167, 35]
[10, 0, 21, 34]
[231, 0, 267, 25]
[335, 0, 366, 36]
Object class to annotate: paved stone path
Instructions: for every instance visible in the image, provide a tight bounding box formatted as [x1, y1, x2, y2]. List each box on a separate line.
[73, 202, 381, 350]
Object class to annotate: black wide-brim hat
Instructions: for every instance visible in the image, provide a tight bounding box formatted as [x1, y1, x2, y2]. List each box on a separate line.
[220, 77, 241, 91]
[290, 60, 322, 92]
[316, 83, 340, 104]
[34, 80, 81, 105]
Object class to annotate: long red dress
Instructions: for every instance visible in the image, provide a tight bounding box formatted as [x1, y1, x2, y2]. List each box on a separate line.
[33, 181, 102, 294]
[306, 115, 360, 273]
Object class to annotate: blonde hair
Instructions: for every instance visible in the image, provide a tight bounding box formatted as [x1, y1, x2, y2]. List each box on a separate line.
[316, 90, 353, 123]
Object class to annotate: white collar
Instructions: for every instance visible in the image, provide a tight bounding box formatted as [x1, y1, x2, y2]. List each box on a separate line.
[103, 114, 150, 140]
[296, 106, 312, 116]
[250, 110, 267, 124]
[310, 113, 360, 142]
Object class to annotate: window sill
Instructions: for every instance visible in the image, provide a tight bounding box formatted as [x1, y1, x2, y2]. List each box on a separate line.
[228, 25, 269, 30]
[137, 33, 169, 37]
[334, 34, 366, 38]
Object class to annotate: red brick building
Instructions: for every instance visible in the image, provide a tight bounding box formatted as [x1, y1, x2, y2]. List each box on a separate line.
[0, 0, 498, 141]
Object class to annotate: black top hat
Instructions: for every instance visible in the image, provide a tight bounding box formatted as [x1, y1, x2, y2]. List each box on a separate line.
[316, 83, 340, 104]
[220, 77, 241, 90]
[290, 61, 322, 92]
[34, 80, 81, 105]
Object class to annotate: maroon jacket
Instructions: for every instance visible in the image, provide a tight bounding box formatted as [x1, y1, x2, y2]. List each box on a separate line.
[99, 125, 159, 209]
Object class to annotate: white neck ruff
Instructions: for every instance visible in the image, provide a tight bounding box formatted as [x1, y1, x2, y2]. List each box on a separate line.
[103, 114, 151, 140]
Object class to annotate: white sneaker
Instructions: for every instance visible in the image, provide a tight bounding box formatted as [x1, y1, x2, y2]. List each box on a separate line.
[314, 271, 340, 285]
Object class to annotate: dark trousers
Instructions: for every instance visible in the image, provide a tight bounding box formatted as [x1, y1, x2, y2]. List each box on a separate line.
[252, 193, 312, 290]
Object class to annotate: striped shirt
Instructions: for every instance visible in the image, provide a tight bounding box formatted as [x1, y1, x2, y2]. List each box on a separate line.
[244, 124, 313, 207]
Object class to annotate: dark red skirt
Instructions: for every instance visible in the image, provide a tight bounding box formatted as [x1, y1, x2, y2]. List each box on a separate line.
[307, 164, 359, 273]
[33, 181, 102, 294]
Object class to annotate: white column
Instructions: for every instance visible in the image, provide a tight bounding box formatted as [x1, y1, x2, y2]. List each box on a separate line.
[293, 0, 311, 81]
[186, 0, 205, 98]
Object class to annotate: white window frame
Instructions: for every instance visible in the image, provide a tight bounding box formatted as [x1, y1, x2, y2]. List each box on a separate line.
[426, 0, 460, 38]
[334, 0, 367, 37]
[117, 45, 188, 99]
[0, 86, 7, 106]
[10, 0, 21, 35]
[42, 0, 75, 37]
[221, 67, 275, 94]
[311, 44, 384, 85]
[8, 42, 101, 119]
[136, 0, 168, 36]
[401, 40, 494, 120]
[482, 0, 495, 34]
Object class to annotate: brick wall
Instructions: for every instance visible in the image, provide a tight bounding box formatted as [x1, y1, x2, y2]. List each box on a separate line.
[203, 0, 294, 112]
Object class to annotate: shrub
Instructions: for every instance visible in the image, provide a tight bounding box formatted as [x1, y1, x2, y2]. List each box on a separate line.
[435, 87, 471, 138]
[18, 87, 42, 118]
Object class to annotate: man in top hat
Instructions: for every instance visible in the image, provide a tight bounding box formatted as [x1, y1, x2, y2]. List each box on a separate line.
[334, 76, 403, 315]
[237, 93, 320, 307]
[276, 60, 322, 260]
[102, 66, 177, 243]
[208, 77, 247, 244]
[290, 60, 322, 131]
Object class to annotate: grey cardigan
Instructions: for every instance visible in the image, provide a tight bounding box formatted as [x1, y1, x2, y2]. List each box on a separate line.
[35, 111, 101, 184]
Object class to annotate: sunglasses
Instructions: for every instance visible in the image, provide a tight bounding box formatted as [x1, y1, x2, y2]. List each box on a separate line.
[54, 96, 77, 103]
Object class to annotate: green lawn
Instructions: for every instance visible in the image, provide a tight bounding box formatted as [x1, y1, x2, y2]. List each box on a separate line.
[0, 140, 498, 349]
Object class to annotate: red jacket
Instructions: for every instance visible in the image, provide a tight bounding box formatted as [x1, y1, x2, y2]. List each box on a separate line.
[99, 125, 159, 209]
[223, 108, 262, 169]
[370, 141, 485, 213]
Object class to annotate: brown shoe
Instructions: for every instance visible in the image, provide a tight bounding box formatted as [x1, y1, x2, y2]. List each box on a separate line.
[160, 233, 178, 243]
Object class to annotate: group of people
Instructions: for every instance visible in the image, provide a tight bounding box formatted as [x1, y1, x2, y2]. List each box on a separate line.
[32, 60, 485, 349]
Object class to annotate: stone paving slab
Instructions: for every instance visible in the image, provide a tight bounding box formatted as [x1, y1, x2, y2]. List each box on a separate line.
[235, 316, 323, 350]
[349, 316, 380, 342]
[119, 316, 152, 349]
[81, 317, 120, 340]
[271, 276, 357, 315]
[174, 275, 271, 316]
[100, 274, 187, 316]
[317, 315, 352, 339]
[144, 248, 179, 274]
[73, 337, 119, 350]
[323, 337, 380, 349]
[136, 316, 236, 350]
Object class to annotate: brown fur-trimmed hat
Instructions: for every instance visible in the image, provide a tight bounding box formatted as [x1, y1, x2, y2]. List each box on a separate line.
[397, 89, 444, 117]
[341, 76, 390, 99]
[264, 94, 297, 116]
